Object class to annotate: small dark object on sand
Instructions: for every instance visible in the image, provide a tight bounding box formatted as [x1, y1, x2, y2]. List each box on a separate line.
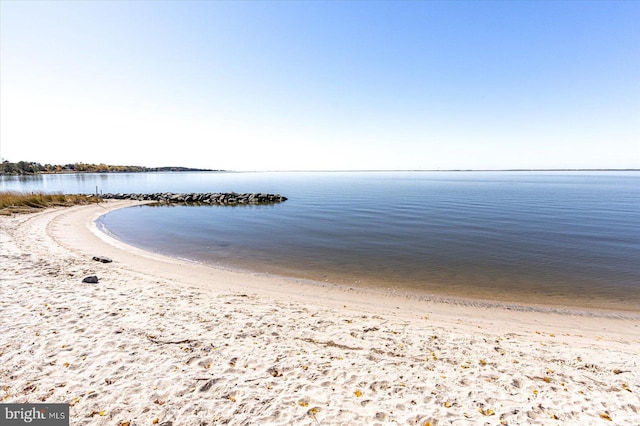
[83, 275, 99, 283]
[92, 256, 113, 263]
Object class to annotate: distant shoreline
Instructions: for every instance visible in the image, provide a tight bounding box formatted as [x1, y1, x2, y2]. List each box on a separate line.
[2, 160, 638, 176]
[4, 168, 224, 175]
[0, 160, 222, 175]
[3, 169, 639, 176]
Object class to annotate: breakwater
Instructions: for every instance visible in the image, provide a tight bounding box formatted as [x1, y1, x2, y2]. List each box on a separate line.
[100, 192, 287, 205]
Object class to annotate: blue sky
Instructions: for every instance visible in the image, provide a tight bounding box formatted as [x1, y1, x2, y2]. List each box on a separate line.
[1, 1, 638, 171]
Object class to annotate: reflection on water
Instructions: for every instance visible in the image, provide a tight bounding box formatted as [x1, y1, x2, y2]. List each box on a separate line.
[4, 171, 640, 310]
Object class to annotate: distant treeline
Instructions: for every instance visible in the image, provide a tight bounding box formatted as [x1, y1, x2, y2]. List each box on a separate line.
[0, 161, 218, 175]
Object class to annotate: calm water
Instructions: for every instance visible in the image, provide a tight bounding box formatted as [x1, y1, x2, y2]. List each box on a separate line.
[3, 171, 639, 310]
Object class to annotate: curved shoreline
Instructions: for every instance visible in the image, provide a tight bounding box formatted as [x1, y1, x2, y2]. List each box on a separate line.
[93, 200, 639, 318]
[1, 202, 639, 424]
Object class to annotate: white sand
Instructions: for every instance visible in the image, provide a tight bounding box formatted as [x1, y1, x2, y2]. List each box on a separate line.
[1, 201, 638, 425]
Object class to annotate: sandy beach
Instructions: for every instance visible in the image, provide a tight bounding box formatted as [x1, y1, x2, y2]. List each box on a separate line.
[1, 201, 638, 425]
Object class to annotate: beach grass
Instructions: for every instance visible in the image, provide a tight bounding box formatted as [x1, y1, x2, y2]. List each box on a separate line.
[0, 191, 99, 215]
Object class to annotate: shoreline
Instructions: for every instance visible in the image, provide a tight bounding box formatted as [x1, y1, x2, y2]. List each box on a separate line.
[89, 201, 639, 322]
[1, 201, 638, 424]
[97, 201, 639, 317]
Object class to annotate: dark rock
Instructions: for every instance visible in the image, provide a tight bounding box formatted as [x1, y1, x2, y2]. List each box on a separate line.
[92, 256, 113, 263]
[99, 192, 288, 206]
[199, 378, 220, 392]
[82, 275, 99, 283]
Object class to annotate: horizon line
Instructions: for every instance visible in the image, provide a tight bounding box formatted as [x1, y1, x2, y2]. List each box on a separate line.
[230, 168, 640, 173]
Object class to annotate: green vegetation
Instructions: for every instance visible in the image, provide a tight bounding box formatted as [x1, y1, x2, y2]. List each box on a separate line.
[0, 191, 100, 215]
[0, 160, 217, 175]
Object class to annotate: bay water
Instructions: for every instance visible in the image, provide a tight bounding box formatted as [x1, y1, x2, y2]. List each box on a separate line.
[3, 171, 638, 311]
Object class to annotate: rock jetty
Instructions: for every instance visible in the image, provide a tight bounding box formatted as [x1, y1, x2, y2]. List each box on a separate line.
[99, 192, 288, 205]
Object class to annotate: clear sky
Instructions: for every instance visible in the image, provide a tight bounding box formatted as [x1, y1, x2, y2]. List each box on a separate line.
[1, 1, 638, 171]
